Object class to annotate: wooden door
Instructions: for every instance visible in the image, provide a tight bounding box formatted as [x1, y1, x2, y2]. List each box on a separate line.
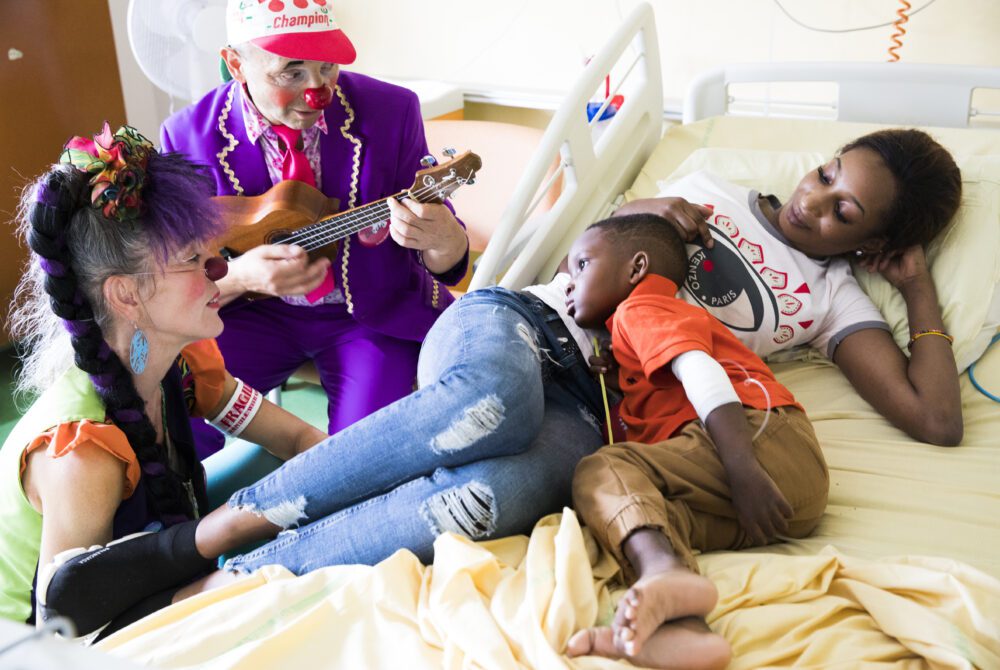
[0, 1, 127, 346]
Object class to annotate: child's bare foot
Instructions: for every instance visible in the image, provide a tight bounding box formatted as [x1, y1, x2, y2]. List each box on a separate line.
[567, 617, 731, 670]
[613, 568, 718, 657]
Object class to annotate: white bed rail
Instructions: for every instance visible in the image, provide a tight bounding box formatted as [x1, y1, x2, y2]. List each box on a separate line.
[684, 62, 1000, 128]
[469, 2, 663, 291]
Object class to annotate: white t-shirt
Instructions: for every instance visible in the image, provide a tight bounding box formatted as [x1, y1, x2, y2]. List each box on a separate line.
[523, 273, 597, 362]
[657, 171, 889, 359]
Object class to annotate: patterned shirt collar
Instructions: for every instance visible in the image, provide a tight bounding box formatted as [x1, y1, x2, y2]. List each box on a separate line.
[237, 84, 328, 145]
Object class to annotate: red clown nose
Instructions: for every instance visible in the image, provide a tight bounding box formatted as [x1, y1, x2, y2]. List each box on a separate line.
[205, 255, 229, 281]
[304, 86, 333, 110]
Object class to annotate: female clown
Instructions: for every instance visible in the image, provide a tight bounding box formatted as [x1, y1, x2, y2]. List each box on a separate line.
[1, 125, 327, 636]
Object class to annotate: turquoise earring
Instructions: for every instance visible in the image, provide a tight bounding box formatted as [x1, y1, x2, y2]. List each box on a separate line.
[129, 324, 149, 375]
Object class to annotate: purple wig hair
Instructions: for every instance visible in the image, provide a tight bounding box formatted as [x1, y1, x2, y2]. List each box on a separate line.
[10, 137, 230, 400]
[139, 151, 227, 262]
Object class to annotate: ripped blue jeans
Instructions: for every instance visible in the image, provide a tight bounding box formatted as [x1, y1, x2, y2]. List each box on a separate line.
[224, 288, 604, 574]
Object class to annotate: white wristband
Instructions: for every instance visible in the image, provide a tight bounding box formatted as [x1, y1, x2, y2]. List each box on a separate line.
[209, 378, 263, 437]
[670, 350, 740, 424]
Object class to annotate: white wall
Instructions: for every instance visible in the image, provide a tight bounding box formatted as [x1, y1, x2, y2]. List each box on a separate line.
[340, 0, 1000, 112]
[108, 0, 175, 140]
[111, 0, 1000, 134]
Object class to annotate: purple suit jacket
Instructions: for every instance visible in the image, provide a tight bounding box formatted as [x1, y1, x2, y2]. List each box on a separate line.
[160, 72, 467, 342]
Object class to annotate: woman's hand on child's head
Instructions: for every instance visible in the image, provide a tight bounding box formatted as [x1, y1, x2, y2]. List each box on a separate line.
[727, 460, 793, 546]
[857, 245, 930, 291]
[615, 197, 715, 249]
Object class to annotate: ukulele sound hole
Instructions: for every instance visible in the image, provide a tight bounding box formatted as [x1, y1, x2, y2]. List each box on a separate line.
[265, 230, 294, 245]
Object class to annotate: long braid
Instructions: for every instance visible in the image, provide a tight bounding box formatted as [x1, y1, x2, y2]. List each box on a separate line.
[24, 167, 193, 524]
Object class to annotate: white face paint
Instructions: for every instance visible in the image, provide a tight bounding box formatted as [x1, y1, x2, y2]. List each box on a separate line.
[228, 43, 340, 129]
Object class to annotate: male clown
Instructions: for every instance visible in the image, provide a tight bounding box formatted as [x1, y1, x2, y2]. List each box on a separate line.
[161, 0, 469, 458]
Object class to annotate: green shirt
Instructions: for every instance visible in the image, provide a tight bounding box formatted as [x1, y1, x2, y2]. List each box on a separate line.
[0, 367, 108, 623]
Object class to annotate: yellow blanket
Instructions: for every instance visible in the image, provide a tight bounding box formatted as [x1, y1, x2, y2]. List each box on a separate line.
[98, 510, 1000, 669]
[98, 333, 1000, 669]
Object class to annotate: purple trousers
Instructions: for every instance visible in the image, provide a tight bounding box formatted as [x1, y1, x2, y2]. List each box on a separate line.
[191, 298, 420, 460]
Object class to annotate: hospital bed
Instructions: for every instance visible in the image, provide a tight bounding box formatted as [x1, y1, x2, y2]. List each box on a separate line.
[96, 4, 1000, 668]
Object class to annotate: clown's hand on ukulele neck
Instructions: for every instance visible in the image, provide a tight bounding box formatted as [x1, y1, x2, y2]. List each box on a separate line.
[214, 150, 483, 264]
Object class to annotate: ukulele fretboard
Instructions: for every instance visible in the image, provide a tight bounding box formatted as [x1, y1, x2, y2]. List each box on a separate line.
[282, 194, 409, 252]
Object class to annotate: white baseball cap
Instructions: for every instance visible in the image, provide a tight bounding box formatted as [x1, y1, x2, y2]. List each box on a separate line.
[226, 0, 356, 64]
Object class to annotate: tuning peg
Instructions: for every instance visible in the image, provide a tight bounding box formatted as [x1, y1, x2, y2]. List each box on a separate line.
[420, 155, 438, 167]
[442, 148, 457, 158]
[467, 178, 476, 185]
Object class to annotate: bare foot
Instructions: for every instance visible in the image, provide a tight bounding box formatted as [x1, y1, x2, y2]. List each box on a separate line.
[567, 617, 731, 670]
[613, 568, 718, 657]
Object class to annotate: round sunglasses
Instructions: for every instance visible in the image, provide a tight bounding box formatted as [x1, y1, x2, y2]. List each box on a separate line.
[129, 255, 228, 281]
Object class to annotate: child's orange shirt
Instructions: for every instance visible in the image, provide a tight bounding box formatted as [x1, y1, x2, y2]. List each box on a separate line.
[608, 274, 801, 444]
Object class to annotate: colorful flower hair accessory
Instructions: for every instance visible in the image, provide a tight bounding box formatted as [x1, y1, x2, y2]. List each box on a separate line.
[60, 123, 155, 222]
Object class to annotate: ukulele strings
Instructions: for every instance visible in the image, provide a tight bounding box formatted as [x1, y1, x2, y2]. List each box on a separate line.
[279, 180, 450, 251]
[285, 164, 475, 249]
[281, 196, 399, 250]
[284, 179, 445, 249]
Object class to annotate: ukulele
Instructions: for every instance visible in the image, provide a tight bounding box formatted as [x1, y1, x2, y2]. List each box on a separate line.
[214, 151, 483, 271]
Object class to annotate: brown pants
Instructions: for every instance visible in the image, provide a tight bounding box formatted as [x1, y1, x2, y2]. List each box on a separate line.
[572, 406, 829, 575]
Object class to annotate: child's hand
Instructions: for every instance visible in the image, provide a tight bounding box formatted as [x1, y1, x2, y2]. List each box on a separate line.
[727, 460, 793, 545]
[589, 342, 620, 392]
[614, 197, 715, 248]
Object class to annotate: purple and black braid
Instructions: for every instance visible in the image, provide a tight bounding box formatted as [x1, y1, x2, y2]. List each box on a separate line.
[24, 161, 214, 525]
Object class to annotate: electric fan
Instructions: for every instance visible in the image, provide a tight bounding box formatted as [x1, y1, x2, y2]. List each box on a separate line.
[126, 0, 227, 102]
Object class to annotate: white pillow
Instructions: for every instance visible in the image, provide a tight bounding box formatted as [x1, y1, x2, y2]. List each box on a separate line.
[660, 148, 1000, 371]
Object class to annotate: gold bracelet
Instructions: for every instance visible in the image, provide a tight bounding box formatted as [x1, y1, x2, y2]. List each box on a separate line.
[907, 329, 954, 350]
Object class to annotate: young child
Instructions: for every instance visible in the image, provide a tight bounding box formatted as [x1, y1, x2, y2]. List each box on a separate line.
[564, 213, 829, 670]
[616, 129, 963, 447]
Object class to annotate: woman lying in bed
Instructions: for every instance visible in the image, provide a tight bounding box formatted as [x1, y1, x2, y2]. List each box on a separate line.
[615, 128, 964, 445]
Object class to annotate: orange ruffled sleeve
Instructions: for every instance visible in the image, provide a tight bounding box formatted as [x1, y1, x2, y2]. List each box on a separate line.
[21, 421, 140, 499]
[179, 339, 227, 419]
